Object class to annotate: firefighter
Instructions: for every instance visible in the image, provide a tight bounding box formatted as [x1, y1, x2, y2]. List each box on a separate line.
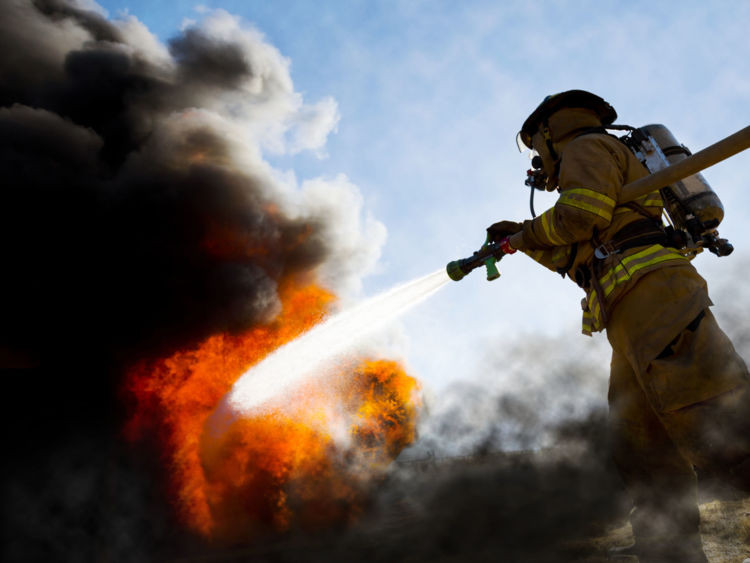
[488, 90, 750, 563]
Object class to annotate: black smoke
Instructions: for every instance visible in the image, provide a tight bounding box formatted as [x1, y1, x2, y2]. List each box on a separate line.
[0, 0, 336, 367]
[356, 334, 630, 563]
[0, 2, 366, 560]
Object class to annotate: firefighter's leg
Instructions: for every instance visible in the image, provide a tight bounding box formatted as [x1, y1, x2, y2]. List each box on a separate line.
[644, 309, 750, 493]
[608, 348, 707, 563]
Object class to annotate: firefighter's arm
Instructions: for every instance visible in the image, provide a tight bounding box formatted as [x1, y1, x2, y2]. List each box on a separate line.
[509, 136, 624, 251]
[519, 245, 577, 274]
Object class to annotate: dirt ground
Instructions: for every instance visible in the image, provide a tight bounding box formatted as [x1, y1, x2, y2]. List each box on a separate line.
[700, 498, 750, 562]
[564, 497, 750, 562]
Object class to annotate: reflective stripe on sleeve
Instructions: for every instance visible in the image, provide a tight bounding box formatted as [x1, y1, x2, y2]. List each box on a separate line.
[558, 188, 615, 222]
[539, 208, 568, 245]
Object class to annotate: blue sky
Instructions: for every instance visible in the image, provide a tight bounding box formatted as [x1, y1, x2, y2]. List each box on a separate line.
[92, 0, 750, 391]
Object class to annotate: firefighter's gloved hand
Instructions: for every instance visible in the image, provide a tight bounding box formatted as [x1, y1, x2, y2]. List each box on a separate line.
[486, 220, 522, 242]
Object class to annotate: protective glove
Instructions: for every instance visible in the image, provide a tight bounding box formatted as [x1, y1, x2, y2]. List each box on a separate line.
[486, 220, 522, 243]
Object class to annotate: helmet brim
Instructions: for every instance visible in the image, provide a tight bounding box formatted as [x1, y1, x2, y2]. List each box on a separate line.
[519, 90, 617, 148]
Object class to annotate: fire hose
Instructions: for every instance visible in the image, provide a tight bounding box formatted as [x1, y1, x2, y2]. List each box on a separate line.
[446, 125, 750, 282]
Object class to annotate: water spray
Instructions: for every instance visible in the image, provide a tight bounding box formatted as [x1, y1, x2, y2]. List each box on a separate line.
[207, 269, 450, 436]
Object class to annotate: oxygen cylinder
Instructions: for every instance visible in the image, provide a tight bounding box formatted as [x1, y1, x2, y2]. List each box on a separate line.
[632, 124, 725, 232]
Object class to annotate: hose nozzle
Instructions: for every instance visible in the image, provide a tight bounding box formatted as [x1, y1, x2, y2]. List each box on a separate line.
[446, 259, 468, 281]
[446, 238, 504, 282]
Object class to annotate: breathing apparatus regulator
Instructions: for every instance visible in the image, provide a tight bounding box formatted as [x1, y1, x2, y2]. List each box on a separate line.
[446, 90, 744, 282]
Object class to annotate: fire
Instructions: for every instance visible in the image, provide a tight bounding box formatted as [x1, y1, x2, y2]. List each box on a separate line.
[123, 281, 421, 540]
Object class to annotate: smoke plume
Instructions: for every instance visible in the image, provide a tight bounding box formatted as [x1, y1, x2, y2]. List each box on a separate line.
[367, 331, 630, 562]
[0, 0, 383, 368]
[410, 330, 611, 457]
[1, 1, 385, 560]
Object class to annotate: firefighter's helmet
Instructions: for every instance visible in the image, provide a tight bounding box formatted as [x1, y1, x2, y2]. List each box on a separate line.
[517, 89, 617, 150]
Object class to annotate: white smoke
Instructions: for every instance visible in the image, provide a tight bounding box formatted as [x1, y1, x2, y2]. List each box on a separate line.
[111, 5, 384, 299]
[407, 329, 611, 458]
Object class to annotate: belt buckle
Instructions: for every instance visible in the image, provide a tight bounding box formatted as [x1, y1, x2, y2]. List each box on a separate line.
[594, 242, 617, 259]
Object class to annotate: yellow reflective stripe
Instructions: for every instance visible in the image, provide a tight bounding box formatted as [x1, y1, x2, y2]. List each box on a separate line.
[613, 191, 663, 214]
[591, 299, 601, 328]
[582, 295, 602, 334]
[558, 188, 617, 221]
[614, 204, 663, 214]
[583, 245, 688, 333]
[558, 188, 614, 221]
[640, 195, 663, 207]
[638, 190, 663, 205]
[562, 188, 616, 208]
[586, 290, 602, 326]
[599, 245, 687, 297]
[581, 310, 594, 336]
[599, 249, 648, 291]
[610, 251, 687, 294]
[539, 208, 567, 245]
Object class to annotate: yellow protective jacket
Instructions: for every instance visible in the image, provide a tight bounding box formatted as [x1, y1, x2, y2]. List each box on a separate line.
[512, 132, 693, 335]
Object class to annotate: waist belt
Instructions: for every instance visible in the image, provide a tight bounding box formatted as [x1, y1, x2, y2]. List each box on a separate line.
[592, 219, 670, 259]
[575, 219, 669, 288]
[575, 219, 671, 326]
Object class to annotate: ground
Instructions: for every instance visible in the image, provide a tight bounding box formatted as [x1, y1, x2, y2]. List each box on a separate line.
[160, 449, 750, 562]
[566, 498, 750, 562]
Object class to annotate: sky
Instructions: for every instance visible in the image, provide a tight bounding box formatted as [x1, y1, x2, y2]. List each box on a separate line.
[87, 0, 750, 392]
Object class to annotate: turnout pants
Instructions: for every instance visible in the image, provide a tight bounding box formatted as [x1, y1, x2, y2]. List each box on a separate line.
[605, 268, 750, 561]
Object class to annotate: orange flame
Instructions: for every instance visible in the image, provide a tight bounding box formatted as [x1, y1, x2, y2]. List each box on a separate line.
[123, 282, 421, 540]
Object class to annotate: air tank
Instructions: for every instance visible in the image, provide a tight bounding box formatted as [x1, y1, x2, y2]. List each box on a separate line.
[636, 124, 724, 231]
